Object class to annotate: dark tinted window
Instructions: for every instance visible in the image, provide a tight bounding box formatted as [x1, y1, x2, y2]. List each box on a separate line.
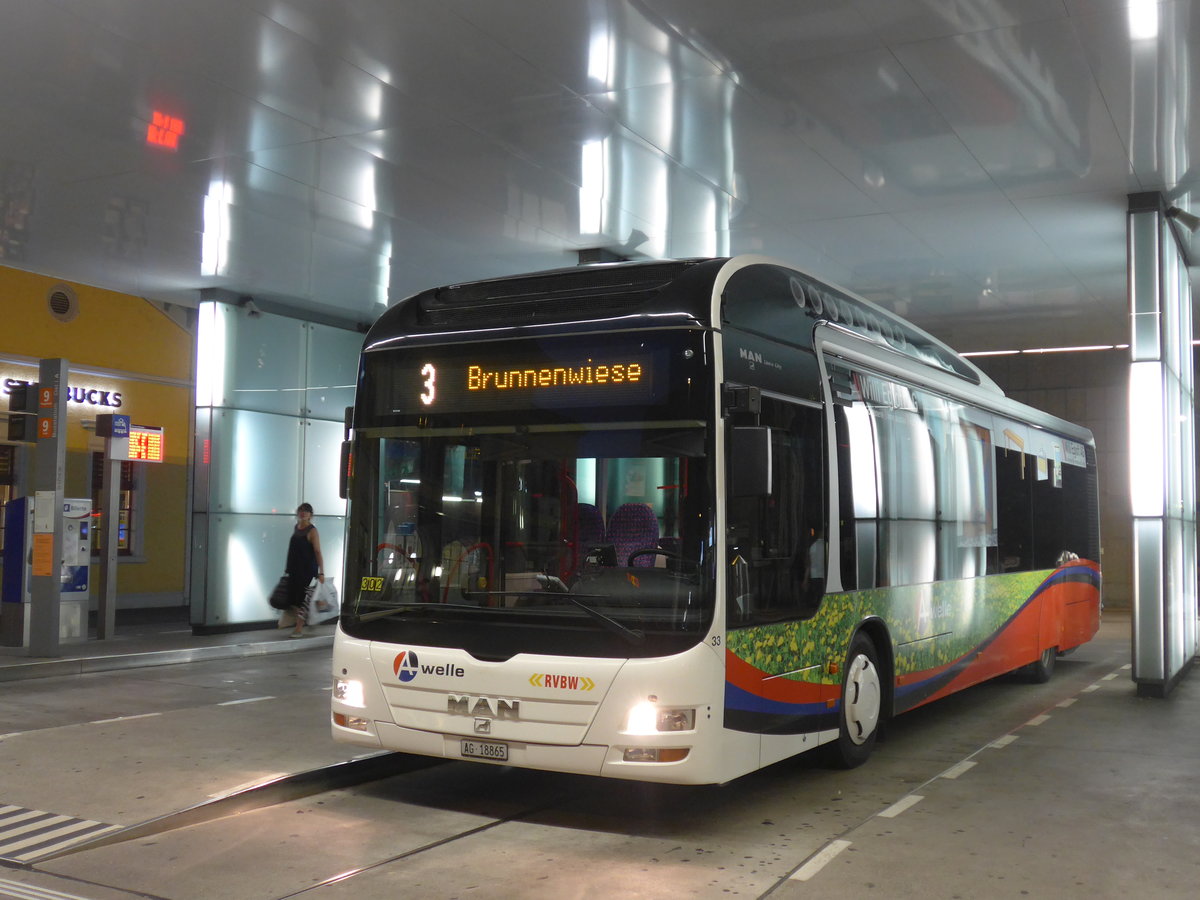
[726, 395, 827, 625]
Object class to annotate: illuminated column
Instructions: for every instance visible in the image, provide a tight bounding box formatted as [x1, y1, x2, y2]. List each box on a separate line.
[1127, 192, 1199, 697]
[191, 296, 355, 632]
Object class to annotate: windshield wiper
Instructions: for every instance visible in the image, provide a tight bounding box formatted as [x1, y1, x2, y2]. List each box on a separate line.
[535, 574, 644, 645]
[355, 586, 645, 645]
[355, 603, 484, 623]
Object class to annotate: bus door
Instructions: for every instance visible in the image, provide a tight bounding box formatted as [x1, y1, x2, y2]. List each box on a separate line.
[722, 391, 828, 734]
[725, 393, 827, 625]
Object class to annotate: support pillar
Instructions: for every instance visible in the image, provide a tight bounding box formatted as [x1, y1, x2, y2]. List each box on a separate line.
[1127, 192, 1199, 697]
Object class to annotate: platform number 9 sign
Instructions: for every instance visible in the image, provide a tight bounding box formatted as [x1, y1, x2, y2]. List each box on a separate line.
[420, 363, 436, 406]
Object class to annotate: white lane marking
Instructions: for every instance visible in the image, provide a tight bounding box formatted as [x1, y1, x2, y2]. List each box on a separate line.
[207, 773, 291, 799]
[0, 815, 81, 855]
[989, 734, 1019, 748]
[1082, 684, 1100, 693]
[790, 839, 852, 881]
[940, 760, 976, 780]
[0, 874, 107, 899]
[217, 696, 276, 706]
[0, 810, 53, 830]
[8, 822, 122, 862]
[0, 806, 122, 864]
[1121, 664, 1132, 670]
[88, 713, 162, 725]
[1057, 698, 1077, 708]
[1026, 714, 1051, 726]
[1102, 672, 1118, 681]
[878, 794, 924, 819]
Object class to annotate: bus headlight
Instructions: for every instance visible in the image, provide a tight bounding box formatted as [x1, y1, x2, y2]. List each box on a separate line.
[656, 708, 695, 731]
[333, 678, 365, 708]
[624, 702, 695, 734]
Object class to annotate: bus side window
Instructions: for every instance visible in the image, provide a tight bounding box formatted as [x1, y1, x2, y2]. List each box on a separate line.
[995, 447, 1032, 572]
[834, 367, 1004, 586]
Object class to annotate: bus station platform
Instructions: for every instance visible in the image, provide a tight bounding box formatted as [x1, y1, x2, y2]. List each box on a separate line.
[0, 611, 336, 682]
[1, 607, 1199, 899]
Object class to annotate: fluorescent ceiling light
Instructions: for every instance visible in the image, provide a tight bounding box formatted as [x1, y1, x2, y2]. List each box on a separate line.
[1128, 0, 1159, 41]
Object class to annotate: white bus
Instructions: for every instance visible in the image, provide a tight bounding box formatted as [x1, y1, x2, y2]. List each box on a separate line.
[331, 256, 1101, 784]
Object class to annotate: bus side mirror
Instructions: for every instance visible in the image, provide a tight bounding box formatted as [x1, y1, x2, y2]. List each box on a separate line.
[339, 441, 353, 500]
[732, 427, 773, 496]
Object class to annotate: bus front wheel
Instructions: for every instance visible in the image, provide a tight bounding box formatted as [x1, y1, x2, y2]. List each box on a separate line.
[828, 633, 882, 769]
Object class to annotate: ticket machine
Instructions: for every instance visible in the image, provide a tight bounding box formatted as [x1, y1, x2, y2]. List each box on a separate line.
[0, 496, 91, 646]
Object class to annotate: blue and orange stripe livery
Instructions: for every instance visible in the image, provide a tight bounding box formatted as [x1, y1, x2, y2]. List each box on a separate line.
[725, 561, 1101, 734]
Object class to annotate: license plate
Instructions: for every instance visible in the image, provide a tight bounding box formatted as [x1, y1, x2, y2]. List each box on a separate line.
[461, 739, 508, 761]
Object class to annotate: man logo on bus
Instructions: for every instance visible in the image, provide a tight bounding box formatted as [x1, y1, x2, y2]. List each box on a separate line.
[393, 650, 420, 683]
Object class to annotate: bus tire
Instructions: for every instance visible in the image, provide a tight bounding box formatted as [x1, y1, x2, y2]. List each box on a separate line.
[828, 632, 882, 769]
[1026, 646, 1057, 683]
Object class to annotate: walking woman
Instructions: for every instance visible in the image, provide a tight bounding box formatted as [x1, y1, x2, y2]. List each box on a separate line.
[286, 502, 325, 637]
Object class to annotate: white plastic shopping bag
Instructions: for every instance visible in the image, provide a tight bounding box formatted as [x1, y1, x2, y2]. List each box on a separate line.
[312, 578, 340, 622]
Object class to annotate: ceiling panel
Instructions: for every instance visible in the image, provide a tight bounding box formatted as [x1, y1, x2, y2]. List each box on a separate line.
[747, 47, 1005, 213]
[850, 0, 1071, 45]
[0, 0, 1196, 344]
[892, 14, 1137, 200]
[642, 0, 885, 67]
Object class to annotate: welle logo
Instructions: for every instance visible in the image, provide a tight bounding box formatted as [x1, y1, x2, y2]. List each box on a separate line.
[392, 650, 465, 683]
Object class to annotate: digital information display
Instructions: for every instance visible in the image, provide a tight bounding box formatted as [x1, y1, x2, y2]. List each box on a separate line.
[128, 425, 165, 462]
[374, 345, 662, 417]
[100, 417, 165, 463]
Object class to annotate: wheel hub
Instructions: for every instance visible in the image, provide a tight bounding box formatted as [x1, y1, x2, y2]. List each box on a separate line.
[845, 654, 881, 744]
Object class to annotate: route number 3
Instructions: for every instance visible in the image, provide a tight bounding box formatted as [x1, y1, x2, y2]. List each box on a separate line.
[420, 363, 436, 406]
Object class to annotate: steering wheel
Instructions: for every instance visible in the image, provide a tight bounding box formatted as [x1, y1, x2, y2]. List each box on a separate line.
[625, 547, 684, 567]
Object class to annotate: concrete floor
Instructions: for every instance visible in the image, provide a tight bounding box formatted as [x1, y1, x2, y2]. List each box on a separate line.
[773, 615, 1200, 898]
[0, 610, 1197, 900]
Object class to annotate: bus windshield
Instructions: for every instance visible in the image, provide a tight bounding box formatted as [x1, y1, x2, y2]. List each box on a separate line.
[343, 423, 714, 659]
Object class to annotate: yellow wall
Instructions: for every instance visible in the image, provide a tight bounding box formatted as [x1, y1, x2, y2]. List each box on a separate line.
[0, 269, 190, 381]
[0, 267, 192, 602]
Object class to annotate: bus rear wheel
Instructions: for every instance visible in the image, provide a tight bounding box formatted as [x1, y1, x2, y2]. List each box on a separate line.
[1026, 646, 1057, 683]
[827, 632, 882, 769]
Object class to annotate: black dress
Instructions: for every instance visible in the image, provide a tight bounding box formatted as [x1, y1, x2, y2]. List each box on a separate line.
[285, 524, 318, 611]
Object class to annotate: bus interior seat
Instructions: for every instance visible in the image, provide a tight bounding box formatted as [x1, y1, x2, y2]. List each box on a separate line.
[577, 503, 606, 552]
[607, 503, 660, 568]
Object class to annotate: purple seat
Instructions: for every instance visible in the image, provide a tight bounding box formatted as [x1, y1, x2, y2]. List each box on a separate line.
[607, 503, 660, 568]
[576, 503, 606, 551]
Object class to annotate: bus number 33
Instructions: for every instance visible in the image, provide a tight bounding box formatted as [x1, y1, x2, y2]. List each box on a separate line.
[420, 363, 436, 406]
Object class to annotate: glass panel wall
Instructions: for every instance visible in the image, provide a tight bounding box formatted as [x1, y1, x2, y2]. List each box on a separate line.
[192, 301, 358, 630]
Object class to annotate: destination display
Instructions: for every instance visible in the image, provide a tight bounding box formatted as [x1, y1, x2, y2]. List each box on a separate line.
[371, 342, 668, 417]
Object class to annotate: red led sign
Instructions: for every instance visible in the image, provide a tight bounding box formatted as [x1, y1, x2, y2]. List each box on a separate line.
[146, 111, 185, 150]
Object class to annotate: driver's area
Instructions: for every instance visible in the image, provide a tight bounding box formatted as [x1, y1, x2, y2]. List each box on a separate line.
[361, 424, 714, 640]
